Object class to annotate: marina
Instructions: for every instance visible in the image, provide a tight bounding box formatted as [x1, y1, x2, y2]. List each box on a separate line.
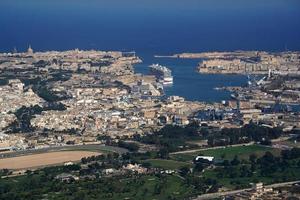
[135, 57, 247, 102]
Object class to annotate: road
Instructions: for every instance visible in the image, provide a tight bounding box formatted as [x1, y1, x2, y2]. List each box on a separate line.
[171, 136, 293, 156]
[194, 180, 300, 200]
[170, 142, 255, 155]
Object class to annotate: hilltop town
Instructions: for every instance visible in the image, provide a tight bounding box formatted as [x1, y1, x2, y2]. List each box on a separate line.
[1, 49, 300, 200]
[0, 48, 205, 151]
[0, 49, 300, 151]
[157, 51, 300, 75]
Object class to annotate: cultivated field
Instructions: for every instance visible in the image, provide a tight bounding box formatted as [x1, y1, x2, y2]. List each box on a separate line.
[170, 145, 281, 162]
[142, 159, 192, 170]
[0, 151, 101, 170]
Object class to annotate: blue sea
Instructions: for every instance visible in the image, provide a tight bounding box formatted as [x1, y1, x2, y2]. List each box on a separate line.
[1, 0, 300, 102]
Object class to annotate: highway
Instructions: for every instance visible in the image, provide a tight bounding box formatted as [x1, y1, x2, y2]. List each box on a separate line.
[194, 180, 300, 200]
[170, 142, 255, 155]
[170, 136, 292, 155]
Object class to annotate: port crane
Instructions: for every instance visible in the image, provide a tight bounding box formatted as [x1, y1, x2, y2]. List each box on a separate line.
[247, 74, 268, 88]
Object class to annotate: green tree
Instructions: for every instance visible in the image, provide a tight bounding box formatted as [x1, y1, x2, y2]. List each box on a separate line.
[179, 166, 190, 177]
[231, 155, 240, 166]
[249, 154, 257, 164]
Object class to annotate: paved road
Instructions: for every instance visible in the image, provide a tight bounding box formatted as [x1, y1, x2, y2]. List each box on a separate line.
[194, 180, 300, 200]
[172, 136, 293, 155]
[170, 142, 255, 155]
[0, 144, 128, 159]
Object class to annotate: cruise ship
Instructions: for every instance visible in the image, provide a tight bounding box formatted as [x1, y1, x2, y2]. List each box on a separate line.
[149, 64, 173, 85]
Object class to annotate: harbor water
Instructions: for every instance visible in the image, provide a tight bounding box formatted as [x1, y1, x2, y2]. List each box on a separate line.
[0, 0, 299, 102]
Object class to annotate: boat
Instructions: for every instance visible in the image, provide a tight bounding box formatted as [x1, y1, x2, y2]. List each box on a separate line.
[149, 64, 173, 85]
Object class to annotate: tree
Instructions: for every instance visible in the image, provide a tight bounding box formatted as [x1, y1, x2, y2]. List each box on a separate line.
[194, 163, 204, 172]
[118, 141, 139, 152]
[179, 166, 190, 177]
[231, 155, 240, 166]
[154, 183, 162, 195]
[141, 162, 151, 168]
[221, 153, 226, 160]
[240, 165, 251, 177]
[297, 160, 300, 167]
[223, 160, 230, 166]
[72, 191, 86, 200]
[249, 154, 257, 164]
[158, 148, 169, 159]
[208, 183, 220, 193]
[260, 139, 272, 146]
[258, 152, 278, 176]
[250, 163, 256, 172]
[81, 157, 88, 164]
[290, 148, 300, 159]
[112, 152, 119, 159]
[261, 152, 275, 163]
[229, 170, 239, 179]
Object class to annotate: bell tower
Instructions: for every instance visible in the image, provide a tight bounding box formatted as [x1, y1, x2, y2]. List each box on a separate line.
[27, 45, 33, 54]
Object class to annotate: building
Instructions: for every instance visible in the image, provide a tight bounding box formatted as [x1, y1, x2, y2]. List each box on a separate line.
[195, 156, 214, 162]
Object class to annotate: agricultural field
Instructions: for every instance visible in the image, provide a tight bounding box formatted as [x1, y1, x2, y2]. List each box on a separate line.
[203, 165, 300, 189]
[170, 145, 281, 162]
[142, 159, 191, 170]
[203, 160, 300, 189]
[0, 144, 127, 159]
[0, 151, 101, 170]
[0, 173, 198, 200]
[109, 175, 196, 200]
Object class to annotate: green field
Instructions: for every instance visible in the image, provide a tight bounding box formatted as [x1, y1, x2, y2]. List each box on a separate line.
[142, 159, 191, 170]
[111, 175, 196, 200]
[1, 173, 197, 200]
[59, 145, 111, 154]
[203, 164, 300, 189]
[171, 145, 280, 162]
